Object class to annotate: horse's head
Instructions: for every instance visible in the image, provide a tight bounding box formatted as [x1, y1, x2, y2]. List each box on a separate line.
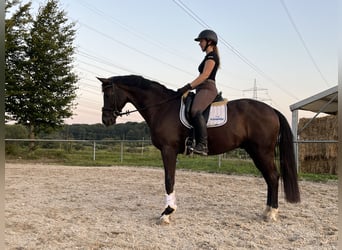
[98, 77, 127, 126]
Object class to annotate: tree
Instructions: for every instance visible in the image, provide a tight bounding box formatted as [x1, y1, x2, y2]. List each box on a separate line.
[5, 0, 78, 144]
[5, 0, 32, 122]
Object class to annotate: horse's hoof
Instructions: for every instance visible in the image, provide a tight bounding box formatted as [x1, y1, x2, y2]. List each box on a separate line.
[263, 206, 278, 222]
[159, 214, 171, 225]
[158, 205, 176, 225]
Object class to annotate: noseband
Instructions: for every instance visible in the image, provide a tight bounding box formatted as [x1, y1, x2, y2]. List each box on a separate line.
[101, 107, 123, 118]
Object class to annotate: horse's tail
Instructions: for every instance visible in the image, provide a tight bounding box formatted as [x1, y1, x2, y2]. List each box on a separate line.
[274, 109, 301, 203]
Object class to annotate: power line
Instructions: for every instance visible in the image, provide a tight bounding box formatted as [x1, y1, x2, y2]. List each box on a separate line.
[172, 0, 208, 27]
[173, 0, 269, 77]
[76, 47, 181, 88]
[75, 0, 198, 64]
[280, 0, 330, 87]
[172, 0, 299, 101]
[78, 50, 140, 75]
[73, 1, 246, 95]
[78, 21, 196, 78]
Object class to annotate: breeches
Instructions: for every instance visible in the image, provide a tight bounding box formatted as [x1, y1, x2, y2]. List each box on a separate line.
[191, 79, 218, 118]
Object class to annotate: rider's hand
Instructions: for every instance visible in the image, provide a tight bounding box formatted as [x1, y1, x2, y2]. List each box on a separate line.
[177, 83, 192, 95]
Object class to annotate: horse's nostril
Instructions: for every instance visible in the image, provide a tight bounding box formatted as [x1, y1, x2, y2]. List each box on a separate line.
[102, 117, 109, 126]
[102, 116, 116, 127]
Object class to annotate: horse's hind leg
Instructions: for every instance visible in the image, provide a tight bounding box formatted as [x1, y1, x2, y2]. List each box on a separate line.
[262, 172, 279, 222]
[159, 146, 177, 224]
[246, 147, 280, 221]
[261, 160, 280, 221]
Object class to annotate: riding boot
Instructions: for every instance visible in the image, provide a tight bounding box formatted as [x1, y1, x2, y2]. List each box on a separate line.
[189, 112, 208, 156]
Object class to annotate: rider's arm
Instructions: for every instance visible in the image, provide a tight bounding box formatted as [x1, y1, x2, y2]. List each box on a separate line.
[189, 59, 215, 89]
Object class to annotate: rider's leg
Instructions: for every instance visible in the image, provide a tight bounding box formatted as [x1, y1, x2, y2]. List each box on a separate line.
[189, 81, 217, 155]
[189, 111, 208, 155]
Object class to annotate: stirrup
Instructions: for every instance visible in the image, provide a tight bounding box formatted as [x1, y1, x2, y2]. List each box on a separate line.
[184, 137, 195, 155]
[189, 144, 208, 156]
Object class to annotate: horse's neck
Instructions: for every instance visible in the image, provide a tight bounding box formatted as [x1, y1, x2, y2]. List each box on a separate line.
[126, 86, 160, 105]
[127, 86, 175, 127]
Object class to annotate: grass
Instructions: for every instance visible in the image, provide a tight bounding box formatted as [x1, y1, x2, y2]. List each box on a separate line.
[299, 172, 337, 182]
[176, 154, 260, 176]
[5, 143, 337, 182]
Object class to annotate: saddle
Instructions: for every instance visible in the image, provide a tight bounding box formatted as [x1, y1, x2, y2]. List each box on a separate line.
[180, 92, 228, 155]
[180, 91, 228, 129]
[183, 92, 223, 123]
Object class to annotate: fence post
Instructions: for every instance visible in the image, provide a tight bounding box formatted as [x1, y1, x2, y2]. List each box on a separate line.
[93, 141, 96, 161]
[218, 154, 222, 168]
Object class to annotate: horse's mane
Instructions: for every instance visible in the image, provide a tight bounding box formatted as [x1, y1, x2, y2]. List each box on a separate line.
[109, 75, 175, 94]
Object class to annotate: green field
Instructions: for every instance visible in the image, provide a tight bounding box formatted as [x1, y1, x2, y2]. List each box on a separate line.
[5, 141, 337, 182]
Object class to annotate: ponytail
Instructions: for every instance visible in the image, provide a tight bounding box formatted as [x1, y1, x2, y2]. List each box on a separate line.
[213, 45, 220, 68]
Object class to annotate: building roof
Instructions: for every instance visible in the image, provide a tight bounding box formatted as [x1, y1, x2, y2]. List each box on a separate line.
[290, 85, 338, 115]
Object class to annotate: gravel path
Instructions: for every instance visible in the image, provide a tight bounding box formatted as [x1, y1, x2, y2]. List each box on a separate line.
[5, 163, 338, 249]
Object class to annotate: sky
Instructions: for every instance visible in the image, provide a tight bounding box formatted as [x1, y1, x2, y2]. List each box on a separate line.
[30, 0, 338, 125]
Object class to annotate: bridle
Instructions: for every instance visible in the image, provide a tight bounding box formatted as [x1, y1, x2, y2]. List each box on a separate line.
[102, 82, 181, 118]
[102, 82, 130, 118]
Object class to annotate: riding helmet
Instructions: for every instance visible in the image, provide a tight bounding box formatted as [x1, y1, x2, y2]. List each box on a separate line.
[194, 29, 218, 44]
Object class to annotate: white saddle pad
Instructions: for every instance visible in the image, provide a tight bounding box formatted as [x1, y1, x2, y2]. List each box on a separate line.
[179, 99, 228, 128]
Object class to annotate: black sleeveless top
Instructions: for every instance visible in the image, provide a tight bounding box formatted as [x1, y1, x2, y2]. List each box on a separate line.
[198, 51, 219, 81]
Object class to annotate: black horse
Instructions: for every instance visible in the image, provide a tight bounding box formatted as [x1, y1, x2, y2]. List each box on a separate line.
[98, 75, 300, 223]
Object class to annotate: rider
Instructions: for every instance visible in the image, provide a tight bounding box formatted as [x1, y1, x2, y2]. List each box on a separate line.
[177, 29, 220, 156]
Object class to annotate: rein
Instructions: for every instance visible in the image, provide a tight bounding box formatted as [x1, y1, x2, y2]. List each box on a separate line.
[102, 82, 181, 117]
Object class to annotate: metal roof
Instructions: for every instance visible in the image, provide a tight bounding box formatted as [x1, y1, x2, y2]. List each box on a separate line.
[290, 85, 338, 115]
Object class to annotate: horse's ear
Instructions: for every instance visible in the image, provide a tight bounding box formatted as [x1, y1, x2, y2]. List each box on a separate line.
[97, 77, 109, 84]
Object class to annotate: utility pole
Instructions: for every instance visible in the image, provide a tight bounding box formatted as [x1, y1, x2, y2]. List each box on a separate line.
[243, 79, 272, 104]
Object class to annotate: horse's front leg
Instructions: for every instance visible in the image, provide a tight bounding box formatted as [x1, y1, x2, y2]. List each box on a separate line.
[159, 146, 177, 224]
